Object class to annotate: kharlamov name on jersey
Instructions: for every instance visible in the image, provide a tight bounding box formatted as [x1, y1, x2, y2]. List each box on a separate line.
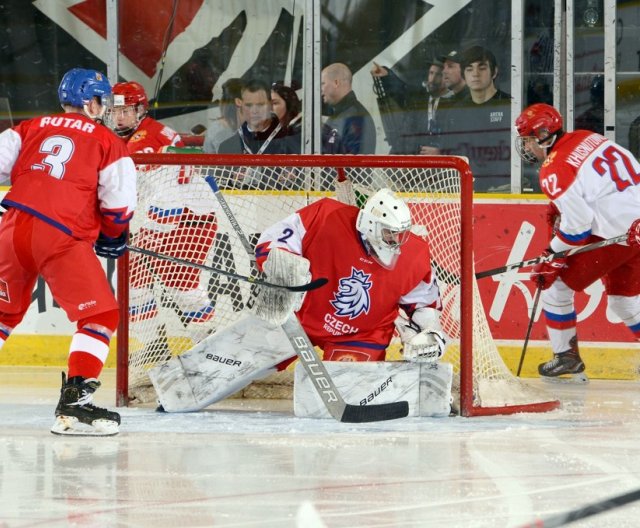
[540, 130, 640, 250]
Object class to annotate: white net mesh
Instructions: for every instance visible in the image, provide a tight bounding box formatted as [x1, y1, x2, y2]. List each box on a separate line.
[121, 156, 556, 414]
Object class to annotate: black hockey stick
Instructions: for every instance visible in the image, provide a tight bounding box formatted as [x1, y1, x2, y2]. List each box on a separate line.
[517, 283, 542, 377]
[203, 173, 256, 266]
[282, 316, 409, 422]
[206, 174, 409, 423]
[127, 245, 327, 293]
[475, 233, 628, 279]
[520, 486, 640, 527]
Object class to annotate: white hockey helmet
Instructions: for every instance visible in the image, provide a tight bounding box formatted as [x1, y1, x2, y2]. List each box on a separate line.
[356, 189, 412, 270]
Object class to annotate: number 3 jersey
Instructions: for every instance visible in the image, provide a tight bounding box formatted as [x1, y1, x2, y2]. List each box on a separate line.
[539, 130, 640, 252]
[255, 197, 442, 350]
[0, 113, 136, 241]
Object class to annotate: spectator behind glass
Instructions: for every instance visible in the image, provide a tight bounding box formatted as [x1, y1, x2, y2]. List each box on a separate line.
[218, 79, 300, 189]
[271, 81, 345, 155]
[203, 78, 244, 154]
[370, 58, 448, 155]
[321, 63, 376, 154]
[442, 46, 511, 192]
[575, 75, 604, 135]
[438, 50, 469, 103]
[271, 82, 302, 129]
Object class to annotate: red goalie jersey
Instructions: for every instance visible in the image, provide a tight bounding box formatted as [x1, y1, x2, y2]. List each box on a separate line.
[256, 198, 441, 360]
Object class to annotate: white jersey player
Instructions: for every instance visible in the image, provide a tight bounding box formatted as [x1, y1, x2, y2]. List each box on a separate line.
[515, 103, 640, 379]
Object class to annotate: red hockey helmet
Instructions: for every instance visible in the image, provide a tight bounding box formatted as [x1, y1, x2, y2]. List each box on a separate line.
[515, 103, 563, 163]
[112, 81, 149, 111]
[516, 103, 563, 140]
[110, 82, 149, 137]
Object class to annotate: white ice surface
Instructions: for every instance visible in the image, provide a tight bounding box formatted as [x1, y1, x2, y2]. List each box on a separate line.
[1, 367, 640, 527]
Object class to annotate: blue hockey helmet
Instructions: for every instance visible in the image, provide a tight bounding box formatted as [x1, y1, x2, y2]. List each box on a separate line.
[58, 68, 112, 108]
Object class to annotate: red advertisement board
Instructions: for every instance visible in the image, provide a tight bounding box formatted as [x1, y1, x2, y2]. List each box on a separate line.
[474, 199, 632, 343]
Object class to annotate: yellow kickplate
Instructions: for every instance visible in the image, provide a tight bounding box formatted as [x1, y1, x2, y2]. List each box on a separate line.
[0, 335, 117, 368]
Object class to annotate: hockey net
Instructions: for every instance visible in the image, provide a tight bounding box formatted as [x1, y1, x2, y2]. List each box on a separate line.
[116, 153, 559, 416]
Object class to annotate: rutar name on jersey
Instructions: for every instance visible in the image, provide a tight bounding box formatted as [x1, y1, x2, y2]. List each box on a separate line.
[40, 116, 96, 133]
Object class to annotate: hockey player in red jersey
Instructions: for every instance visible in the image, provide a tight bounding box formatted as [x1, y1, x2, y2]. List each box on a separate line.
[255, 188, 447, 363]
[146, 188, 452, 414]
[111, 81, 183, 152]
[110, 82, 217, 380]
[515, 103, 640, 380]
[0, 68, 136, 435]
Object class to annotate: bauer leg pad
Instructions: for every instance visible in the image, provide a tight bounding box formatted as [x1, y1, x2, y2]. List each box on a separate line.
[293, 361, 452, 418]
[148, 313, 294, 412]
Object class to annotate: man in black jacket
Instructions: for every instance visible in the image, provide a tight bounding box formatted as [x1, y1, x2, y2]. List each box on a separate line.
[218, 79, 299, 189]
[321, 63, 376, 155]
[442, 46, 512, 191]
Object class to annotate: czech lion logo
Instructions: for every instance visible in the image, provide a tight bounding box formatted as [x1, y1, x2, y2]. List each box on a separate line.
[330, 268, 372, 319]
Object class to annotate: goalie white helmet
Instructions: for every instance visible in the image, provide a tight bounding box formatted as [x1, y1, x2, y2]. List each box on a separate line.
[356, 189, 412, 270]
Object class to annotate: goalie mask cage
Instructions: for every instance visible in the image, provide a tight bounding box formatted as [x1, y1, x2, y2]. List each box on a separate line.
[117, 153, 559, 417]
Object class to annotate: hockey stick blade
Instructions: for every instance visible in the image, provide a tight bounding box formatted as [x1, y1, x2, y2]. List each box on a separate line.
[520, 486, 640, 527]
[127, 245, 327, 293]
[282, 317, 409, 423]
[475, 233, 628, 279]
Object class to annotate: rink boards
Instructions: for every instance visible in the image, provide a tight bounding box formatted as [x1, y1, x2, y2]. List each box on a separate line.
[0, 189, 637, 379]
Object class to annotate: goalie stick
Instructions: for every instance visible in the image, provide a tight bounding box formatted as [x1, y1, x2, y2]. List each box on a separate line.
[519, 485, 640, 527]
[475, 233, 628, 279]
[202, 173, 256, 265]
[206, 174, 410, 422]
[127, 245, 327, 293]
[282, 316, 409, 422]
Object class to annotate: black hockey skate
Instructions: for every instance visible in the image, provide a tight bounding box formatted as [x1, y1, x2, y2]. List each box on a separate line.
[538, 338, 588, 383]
[51, 372, 121, 436]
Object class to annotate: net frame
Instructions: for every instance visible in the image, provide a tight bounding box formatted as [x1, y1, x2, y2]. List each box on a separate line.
[116, 153, 560, 417]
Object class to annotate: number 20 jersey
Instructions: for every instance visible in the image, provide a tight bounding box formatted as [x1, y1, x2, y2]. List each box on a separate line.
[539, 130, 640, 251]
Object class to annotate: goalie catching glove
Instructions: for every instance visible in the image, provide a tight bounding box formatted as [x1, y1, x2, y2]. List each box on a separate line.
[394, 307, 446, 363]
[254, 249, 311, 326]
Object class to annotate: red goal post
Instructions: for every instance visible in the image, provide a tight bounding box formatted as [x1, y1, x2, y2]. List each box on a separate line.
[116, 153, 560, 417]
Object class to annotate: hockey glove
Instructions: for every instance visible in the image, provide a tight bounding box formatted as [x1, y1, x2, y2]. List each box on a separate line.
[95, 231, 128, 259]
[394, 311, 446, 363]
[546, 202, 561, 239]
[530, 249, 566, 290]
[627, 218, 640, 247]
[254, 249, 311, 326]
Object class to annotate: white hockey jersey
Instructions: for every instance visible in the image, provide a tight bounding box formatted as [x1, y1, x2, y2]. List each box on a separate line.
[539, 130, 640, 252]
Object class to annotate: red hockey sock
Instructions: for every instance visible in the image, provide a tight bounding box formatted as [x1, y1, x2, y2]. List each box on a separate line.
[68, 351, 104, 379]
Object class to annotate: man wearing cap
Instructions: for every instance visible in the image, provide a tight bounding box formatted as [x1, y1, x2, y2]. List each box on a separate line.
[370, 58, 448, 154]
[442, 45, 511, 191]
[438, 50, 470, 104]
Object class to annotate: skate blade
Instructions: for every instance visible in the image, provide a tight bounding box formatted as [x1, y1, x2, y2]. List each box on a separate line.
[51, 415, 120, 437]
[540, 372, 589, 385]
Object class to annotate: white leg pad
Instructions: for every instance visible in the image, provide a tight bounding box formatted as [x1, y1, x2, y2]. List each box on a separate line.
[148, 313, 294, 412]
[293, 361, 453, 418]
